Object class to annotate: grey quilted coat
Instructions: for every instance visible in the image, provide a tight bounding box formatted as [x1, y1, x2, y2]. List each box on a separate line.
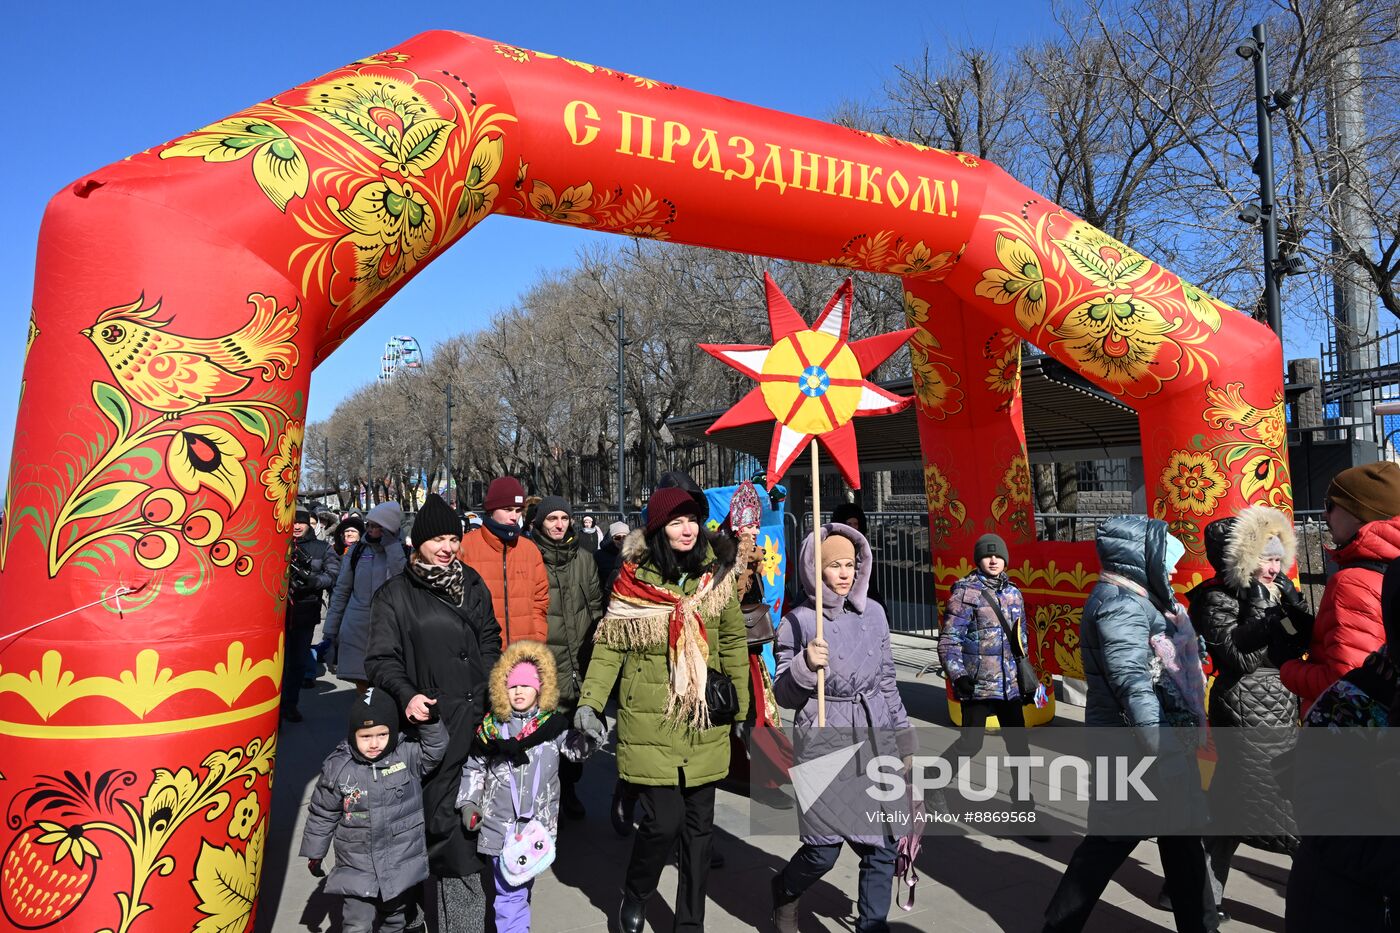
[298, 719, 448, 900]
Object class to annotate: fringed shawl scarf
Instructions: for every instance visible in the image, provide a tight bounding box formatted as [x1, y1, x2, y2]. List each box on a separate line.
[595, 561, 734, 730]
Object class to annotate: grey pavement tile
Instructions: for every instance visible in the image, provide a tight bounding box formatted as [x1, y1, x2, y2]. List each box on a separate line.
[259, 635, 1288, 932]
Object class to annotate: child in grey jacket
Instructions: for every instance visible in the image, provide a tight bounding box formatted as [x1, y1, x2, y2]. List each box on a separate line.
[457, 640, 592, 933]
[300, 687, 447, 933]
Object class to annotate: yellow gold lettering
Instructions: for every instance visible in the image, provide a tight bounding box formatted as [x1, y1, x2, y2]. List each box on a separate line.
[660, 121, 691, 164]
[791, 149, 819, 191]
[857, 163, 884, 203]
[754, 143, 788, 194]
[693, 129, 724, 173]
[724, 135, 756, 182]
[885, 170, 910, 208]
[564, 100, 600, 147]
[617, 110, 657, 158]
[823, 156, 853, 198]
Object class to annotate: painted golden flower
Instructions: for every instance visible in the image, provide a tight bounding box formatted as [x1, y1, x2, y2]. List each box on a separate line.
[169, 425, 248, 508]
[141, 767, 201, 834]
[1161, 450, 1229, 516]
[33, 821, 102, 867]
[260, 420, 304, 533]
[528, 180, 595, 225]
[903, 290, 932, 328]
[302, 73, 455, 177]
[229, 794, 261, 840]
[985, 347, 1021, 397]
[889, 240, 955, 279]
[1052, 292, 1174, 389]
[1181, 281, 1225, 333]
[161, 117, 309, 212]
[493, 44, 531, 63]
[623, 224, 671, 240]
[924, 463, 951, 512]
[1240, 453, 1282, 502]
[1053, 222, 1151, 289]
[975, 233, 1046, 329]
[1002, 455, 1033, 504]
[457, 134, 504, 226]
[1204, 382, 1286, 450]
[910, 341, 964, 420]
[329, 178, 436, 308]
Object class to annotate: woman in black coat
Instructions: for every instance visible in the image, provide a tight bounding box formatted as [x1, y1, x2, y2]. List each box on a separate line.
[366, 494, 501, 933]
[1181, 506, 1307, 916]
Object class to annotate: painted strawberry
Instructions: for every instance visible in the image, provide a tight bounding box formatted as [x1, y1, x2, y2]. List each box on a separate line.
[1, 821, 99, 929]
[0, 769, 127, 930]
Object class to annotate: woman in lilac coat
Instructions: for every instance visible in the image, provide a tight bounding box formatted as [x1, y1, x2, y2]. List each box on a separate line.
[769, 523, 916, 933]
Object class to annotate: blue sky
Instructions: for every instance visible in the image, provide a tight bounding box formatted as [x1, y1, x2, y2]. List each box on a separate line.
[7, 1, 1072, 478]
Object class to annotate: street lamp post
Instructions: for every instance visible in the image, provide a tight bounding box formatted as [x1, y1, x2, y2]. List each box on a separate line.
[613, 307, 630, 515]
[1237, 24, 1298, 341]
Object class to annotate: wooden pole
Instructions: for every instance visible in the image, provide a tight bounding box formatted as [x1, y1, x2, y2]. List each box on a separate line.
[812, 441, 825, 726]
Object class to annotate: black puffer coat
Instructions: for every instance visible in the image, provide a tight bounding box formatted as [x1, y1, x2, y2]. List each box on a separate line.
[365, 562, 502, 878]
[1193, 507, 1301, 852]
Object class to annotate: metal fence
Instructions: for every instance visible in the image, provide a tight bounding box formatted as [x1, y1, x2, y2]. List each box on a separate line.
[570, 507, 1337, 634]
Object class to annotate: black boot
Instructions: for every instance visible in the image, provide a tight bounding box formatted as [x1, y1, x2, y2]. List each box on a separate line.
[616, 895, 646, 933]
[771, 875, 799, 933]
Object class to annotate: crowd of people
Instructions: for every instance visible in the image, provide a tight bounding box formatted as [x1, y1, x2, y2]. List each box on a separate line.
[281, 460, 1400, 933]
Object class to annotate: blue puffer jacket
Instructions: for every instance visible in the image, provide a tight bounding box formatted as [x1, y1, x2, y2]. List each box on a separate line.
[1081, 515, 1208, 833]
[1081, 515, 1176, 731]
[939, 572, 1028, 701]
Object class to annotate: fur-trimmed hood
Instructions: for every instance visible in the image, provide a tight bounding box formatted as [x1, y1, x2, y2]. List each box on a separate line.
[488, 639, 559, 720]
[1223, 505, 1296, 593]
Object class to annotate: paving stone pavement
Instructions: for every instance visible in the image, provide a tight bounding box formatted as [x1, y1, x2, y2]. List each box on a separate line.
[256, 634, 1288, 933]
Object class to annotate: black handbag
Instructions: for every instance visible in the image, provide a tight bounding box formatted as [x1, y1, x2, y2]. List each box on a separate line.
[705, 668, 740, 726]
[979, 589, 1040, 701]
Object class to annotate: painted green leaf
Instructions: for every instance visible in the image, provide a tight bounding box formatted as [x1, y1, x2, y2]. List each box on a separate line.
[66, 481, 145, 522]
[229, 407, 271, 446]
[93, 383, 132, 435]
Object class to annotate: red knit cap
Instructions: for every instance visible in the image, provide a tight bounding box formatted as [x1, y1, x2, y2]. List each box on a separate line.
[645, 486, 703, 537]
[483, 476, 526, 512]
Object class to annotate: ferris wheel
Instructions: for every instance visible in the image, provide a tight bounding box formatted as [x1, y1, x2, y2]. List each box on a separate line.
[379, 335, 424, 381]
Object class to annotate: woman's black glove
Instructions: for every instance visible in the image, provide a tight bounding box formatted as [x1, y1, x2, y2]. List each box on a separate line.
[954, 676, 976, 701]
[1277, 581, 1315, 644]
[1267, 626, 1306, 670]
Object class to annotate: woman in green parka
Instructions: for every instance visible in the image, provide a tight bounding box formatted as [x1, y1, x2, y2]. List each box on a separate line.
[573, 485, 750, 933]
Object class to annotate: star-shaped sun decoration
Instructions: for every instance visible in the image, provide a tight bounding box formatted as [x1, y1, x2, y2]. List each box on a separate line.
[701, 274, 917, 489]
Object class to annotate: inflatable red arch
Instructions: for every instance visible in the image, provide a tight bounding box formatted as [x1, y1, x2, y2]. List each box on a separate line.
[0, 30, 1287, 931]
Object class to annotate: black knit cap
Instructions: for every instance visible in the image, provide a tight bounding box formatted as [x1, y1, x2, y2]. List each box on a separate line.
[347, 686, 400, 759]
[974, 533, 1009, 563]
[532, 495, 573, 532]
[411, 493, 462, 544]
[294, 508, 312, 525]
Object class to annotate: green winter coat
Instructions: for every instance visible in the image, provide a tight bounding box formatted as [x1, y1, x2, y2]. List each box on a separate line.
[579, 531, 750, 787]
[534, 530, 604, 704]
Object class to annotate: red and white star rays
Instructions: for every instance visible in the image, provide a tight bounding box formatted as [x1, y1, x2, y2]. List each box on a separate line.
[700, 274, 917, 489]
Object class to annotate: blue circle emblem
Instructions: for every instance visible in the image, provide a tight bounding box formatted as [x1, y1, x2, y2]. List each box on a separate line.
[799, 366, 830, 398]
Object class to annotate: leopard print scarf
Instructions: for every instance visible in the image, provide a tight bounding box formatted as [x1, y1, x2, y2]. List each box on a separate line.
[411, 558, 465, 605]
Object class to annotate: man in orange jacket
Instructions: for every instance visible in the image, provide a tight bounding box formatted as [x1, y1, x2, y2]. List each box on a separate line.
[1278, 461, 1400, 714]
[458, 476, 550, 647]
